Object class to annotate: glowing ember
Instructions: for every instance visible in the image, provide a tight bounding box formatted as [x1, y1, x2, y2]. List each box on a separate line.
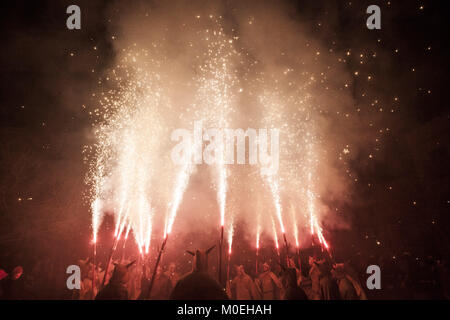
[256, 225, 261, 249]
[228, 218, 234, 255]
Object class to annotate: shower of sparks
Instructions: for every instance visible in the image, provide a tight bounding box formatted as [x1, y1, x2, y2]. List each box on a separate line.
[265, 174, 286, 234]
[315, 217, 329, 250]
[228, 217, 234, 254]
[304, 133, 328, 248]
[124, 222, 131, 240]
[271, 217, 280, 250]
[195, 18, 238, 229]
[290, 202, 299, 247]
[308, 187, 316, 235]
[91, 198, 101, 243]
[86, 48, 165, 249]
[83, 12, 353, 252]
[256, 215, 261, 249]
[256, 231, 260, 250]
[165, 158, 196, 238]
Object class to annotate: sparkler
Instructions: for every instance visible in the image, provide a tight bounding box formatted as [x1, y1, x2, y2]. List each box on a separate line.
[296, 243, 302, 275]
[226, 222, 233, 283]
[144, 216, 152, 256]
[256, 230, 260, 275]
[266, 176, 286, 234]
[219, 224, 224, 284]
[290, 203, 302, 271]
[91, 198, 101, 248]
[217, 156, 228, 286]
[226, 248, 231, 284]
[290, 202, 300, 248]
[272, 218, 281, 263]
[121, 223, 131, 263]
[165, 157, 195, 238]
[90, 199, 101, 298]
[92, 238, 97, 299]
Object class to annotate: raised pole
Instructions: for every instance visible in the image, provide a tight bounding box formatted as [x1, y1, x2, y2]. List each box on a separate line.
[283, 232, 290, 266]
[255, 247, 259, 275]
[218, 225, 224, 285]
[101, 236, 119, 288]
[296, 247, 302, 275]
[145, 235, 168, 299]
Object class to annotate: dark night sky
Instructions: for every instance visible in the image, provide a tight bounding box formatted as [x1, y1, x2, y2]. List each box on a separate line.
[0, 0, 449, 273]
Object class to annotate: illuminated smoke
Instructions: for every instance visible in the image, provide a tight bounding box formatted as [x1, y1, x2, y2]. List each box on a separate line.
[195, 18, 238, 228]
[84, 0, 373, 251]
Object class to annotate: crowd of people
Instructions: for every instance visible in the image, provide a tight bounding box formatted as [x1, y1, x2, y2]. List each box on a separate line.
[1, 248, 448, 300]
[71, 250, 368, 300]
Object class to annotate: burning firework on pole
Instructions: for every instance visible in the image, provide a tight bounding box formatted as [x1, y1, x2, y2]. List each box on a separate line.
[101, 213, 129, 289]
[256, 229, 260, 275]
[92, 238, 97, 299]
[84, 16, 340, 299]
[216, 162, 227, 284]
[101, 231, 122, 289]
[290, 203, 302, 271]
[145, 156, 194, 299]
[145, 234, 168, 299]
[219, 224, 224, 284]
[282, 232, 289, 257]
[226, 223, 233, 283]
[91, 198, 102, 298]
[272, 218, 281, 262]
[121, 223, 131, 262]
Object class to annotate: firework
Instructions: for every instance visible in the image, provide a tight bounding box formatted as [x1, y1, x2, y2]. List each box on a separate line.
[256, 225, 260, 274]
[271, 218, 280, 259]
[165, 159, 195, 237]
[290, 203, 300, 247]
[84, 13, 337, 267]
[121, 223, 131, 262]
[145, 235, 168, 299]
[91, 198, 101, 245]
[226, 221, 234, 282]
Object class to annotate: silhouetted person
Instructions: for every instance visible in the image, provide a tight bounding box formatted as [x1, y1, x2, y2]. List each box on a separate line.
[332, 264, 358, 300]
[230, 265, 260, 300]
[170, 246, 228, 300]
[282, 268, 308, 300]
[165, 262, 180, 288]
[317, 260, 341, 300]
[95, 261, 135, 300]
[255, 262, 283, 300]
[148, 266, 172, 300]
